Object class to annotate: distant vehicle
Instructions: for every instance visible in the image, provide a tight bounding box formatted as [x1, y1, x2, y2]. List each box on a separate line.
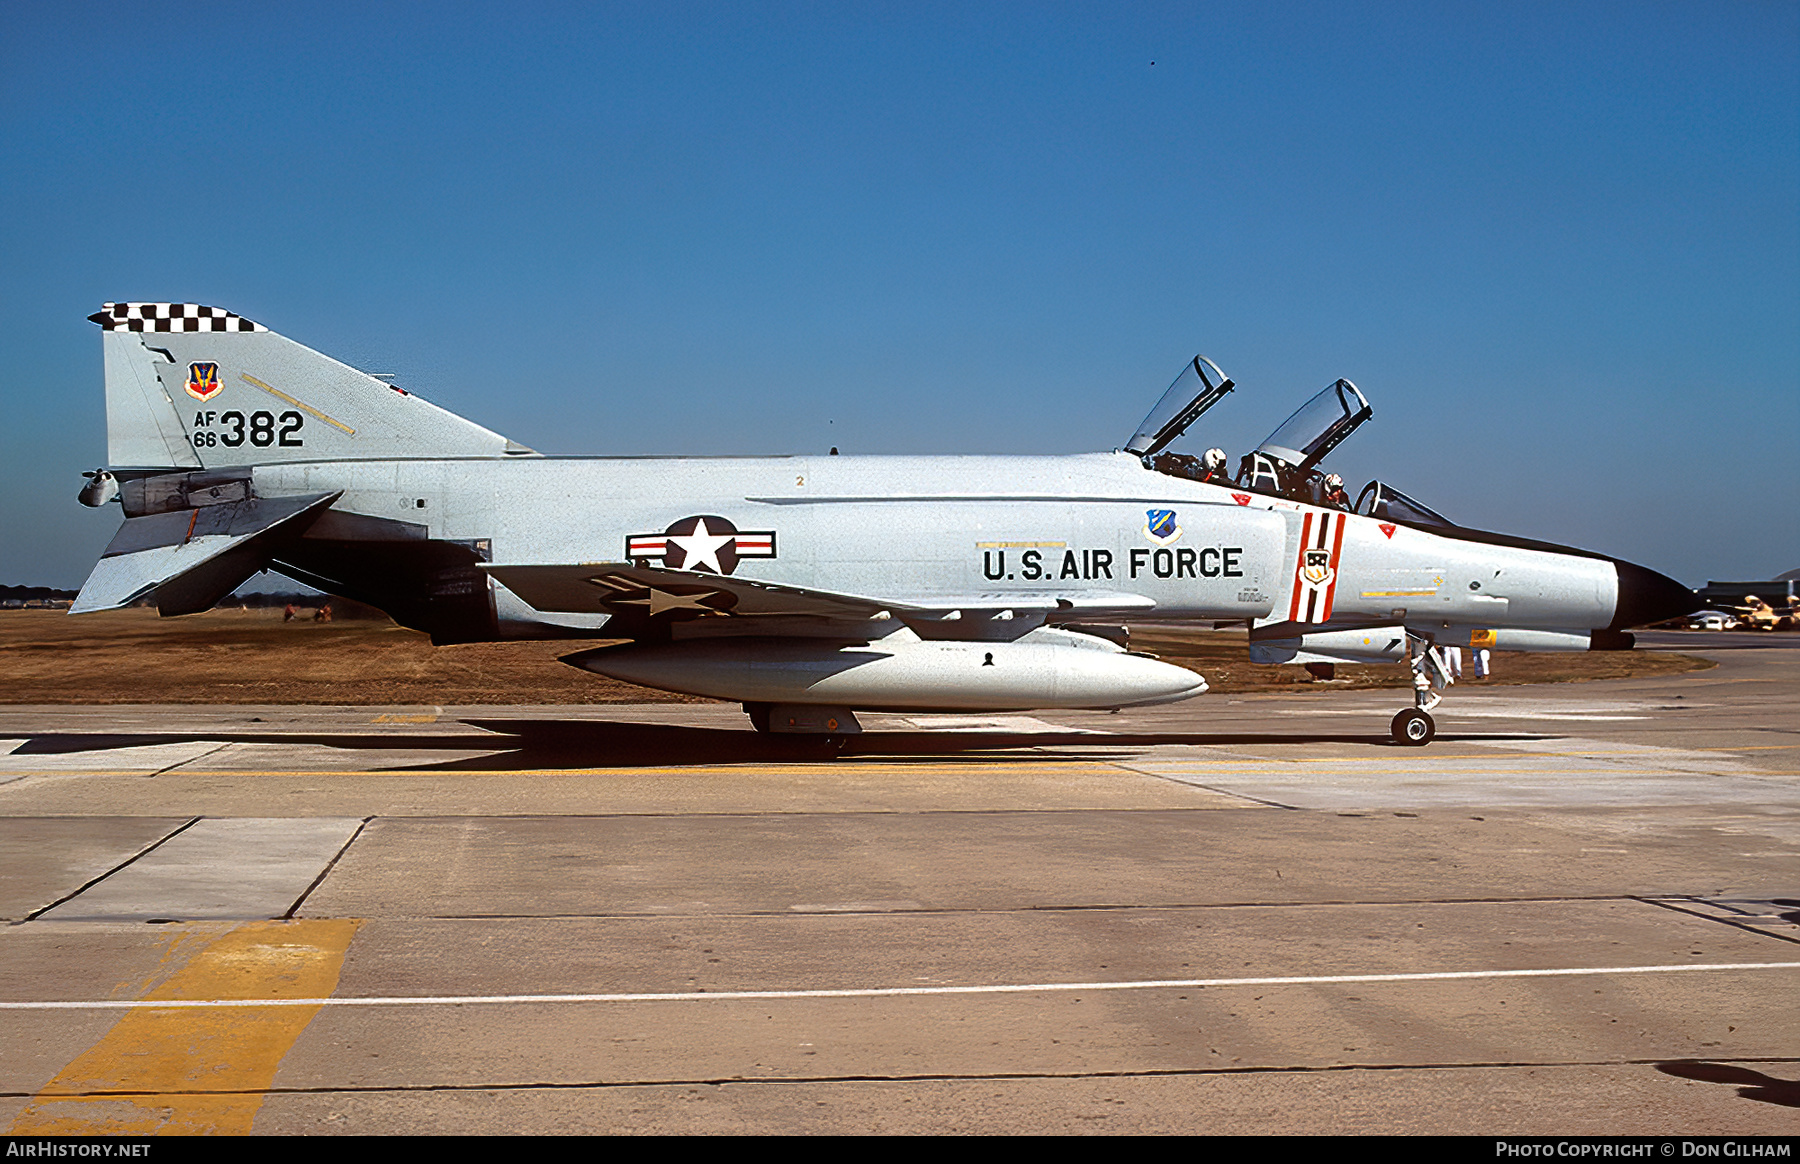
[1687, 610, 1734, 631]
[70, 303, 1696, 746]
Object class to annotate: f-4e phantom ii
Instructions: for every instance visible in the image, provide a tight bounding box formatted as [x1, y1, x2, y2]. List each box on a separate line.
[73, 302, 1697, 746]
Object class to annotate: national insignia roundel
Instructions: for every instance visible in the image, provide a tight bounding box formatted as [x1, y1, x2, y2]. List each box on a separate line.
[624, 515, 777, 575]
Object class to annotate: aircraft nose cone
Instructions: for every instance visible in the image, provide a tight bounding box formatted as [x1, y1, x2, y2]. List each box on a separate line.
[1608, 559, 1698, 630]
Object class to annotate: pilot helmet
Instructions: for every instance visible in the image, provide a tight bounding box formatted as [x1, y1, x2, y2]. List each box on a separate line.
[1202, 448, 1227, 472]
[1324, 473, 1344, 490]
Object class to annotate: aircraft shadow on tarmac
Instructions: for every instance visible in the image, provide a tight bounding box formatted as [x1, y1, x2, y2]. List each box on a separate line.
[4, 720, 1547, 772]
[1655, 1061, 1800, 1108]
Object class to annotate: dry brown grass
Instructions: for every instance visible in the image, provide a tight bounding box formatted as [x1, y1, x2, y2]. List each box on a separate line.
[0, 608, 1711, 705]
[0, 609, 689, 704]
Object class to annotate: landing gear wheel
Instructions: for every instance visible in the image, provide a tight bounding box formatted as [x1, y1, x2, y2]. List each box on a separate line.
[1391, 708, 1435, 747]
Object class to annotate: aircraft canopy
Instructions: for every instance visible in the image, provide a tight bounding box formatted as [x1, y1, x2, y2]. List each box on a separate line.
[1255, 378, 1372, 475]
[1355, 480, 1456, 528]
[1125, 355, 1234, 458]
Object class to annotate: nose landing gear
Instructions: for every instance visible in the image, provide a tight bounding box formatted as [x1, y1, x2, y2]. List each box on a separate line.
[1391, 706, 1435, 746]
[1391, 634, 1456, 746]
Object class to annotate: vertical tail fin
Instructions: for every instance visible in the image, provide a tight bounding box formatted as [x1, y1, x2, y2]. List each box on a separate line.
[91, 303, 535, 468]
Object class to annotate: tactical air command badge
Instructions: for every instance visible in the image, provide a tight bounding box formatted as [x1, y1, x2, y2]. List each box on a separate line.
[185, 362, 222, 402]
[1143, 509, 1182, 546]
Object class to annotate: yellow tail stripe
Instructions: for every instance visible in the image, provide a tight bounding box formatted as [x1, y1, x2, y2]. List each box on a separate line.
[239, 373, 356, 435]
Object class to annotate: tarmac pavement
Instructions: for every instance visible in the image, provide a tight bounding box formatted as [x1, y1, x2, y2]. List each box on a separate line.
[0, 631, 1795, 1134]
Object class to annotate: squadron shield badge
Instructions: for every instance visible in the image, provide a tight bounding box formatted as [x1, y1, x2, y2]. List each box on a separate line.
[185, 362, 222, 402]
[1143, 509, 1182, 546]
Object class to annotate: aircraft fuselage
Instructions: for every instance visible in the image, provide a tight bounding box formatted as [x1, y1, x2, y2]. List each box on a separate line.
[250, 450, 1623, 645]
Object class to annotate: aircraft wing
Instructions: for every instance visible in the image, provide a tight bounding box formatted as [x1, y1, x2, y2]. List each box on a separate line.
[483, 562, 1154, 638]
[73, 492, 341, 616]
[485, 563, 878, 622]
[892, 589, 1156, 637]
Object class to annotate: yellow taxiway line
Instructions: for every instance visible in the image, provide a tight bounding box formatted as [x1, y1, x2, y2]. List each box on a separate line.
[9, 919, 361, 1136]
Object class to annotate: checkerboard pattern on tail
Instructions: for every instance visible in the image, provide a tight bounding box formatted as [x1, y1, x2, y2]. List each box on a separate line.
[88, 302, 267, 332]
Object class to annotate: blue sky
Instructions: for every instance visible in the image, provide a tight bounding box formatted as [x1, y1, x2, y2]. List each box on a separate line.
[2, 1, 1795, 589]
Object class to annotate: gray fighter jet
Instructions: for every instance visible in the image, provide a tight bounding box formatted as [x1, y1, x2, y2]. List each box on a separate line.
[73, 303, 1696, 746]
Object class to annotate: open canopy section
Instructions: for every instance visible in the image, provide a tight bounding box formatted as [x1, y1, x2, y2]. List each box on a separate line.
[1255, 378, 1372, 475]
[1125, 355, 1234, 458]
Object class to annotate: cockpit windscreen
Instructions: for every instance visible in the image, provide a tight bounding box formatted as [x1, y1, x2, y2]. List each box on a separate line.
[1256, 378, 1372, 473]
[1355, 480, 1457, 529]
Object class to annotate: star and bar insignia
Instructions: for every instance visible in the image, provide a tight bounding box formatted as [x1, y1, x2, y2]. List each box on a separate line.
[625, 515, 776, 575]
[584, 572, 739, 620]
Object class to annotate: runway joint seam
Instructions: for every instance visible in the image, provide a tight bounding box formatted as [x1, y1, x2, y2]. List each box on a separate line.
[13, 815, 202, 925]
[1637, 896, 1800, 947]
[285, 816, 373, 919]
[3, 1056, 1796, 1098]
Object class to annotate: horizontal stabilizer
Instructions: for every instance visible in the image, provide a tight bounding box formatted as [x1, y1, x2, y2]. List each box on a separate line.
[73, 492, 339, 615]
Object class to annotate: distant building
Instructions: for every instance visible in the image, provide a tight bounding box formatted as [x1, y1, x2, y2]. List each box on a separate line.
[1696, 574, 1800, 607]
[0, 585, 79, 609]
